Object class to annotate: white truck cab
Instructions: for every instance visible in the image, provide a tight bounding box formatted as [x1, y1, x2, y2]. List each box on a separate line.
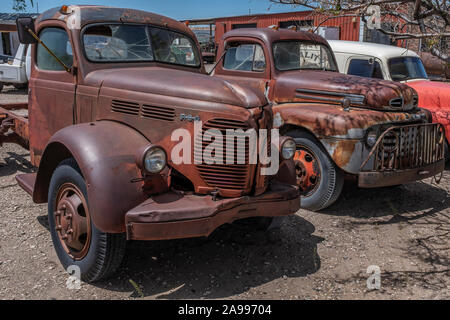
[0, 43, 31, 92]
[328, 40, 429, 83]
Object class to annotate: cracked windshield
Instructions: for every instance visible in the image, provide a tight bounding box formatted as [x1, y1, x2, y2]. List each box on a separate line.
[83, 24, 200, 67]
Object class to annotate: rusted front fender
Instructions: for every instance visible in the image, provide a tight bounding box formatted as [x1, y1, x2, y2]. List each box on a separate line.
[33, 121, 150, 233]
[272, 103, 429, 174]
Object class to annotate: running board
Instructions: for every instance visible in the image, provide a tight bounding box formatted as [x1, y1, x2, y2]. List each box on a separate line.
[16, 173, 36, 196]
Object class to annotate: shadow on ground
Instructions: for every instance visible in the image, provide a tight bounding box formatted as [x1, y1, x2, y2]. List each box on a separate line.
[0, 151, 35, 177]
[37, 214, 323, 299]
[321, 179, 450, 222]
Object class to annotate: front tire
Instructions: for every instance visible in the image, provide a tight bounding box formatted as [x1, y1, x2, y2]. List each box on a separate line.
[287, 130, 344, 211]
[48, 159, 126, 283]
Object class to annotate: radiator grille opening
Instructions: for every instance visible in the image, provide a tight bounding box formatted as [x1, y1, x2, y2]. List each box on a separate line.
[371, 124, 444, 171]
[195, 118, 252, 191]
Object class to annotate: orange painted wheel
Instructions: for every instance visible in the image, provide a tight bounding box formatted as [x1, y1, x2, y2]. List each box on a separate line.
[294, 146, 321, 197]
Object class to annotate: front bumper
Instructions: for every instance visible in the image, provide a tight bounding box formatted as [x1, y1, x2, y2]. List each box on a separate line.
[358, 159, 444, 188]
[125, 182, 300, 241]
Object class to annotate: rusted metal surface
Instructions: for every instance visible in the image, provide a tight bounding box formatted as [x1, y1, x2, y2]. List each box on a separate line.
[359, 160, 445, 188]
[54, 182, 92, 260]
[0, 104, 29, 149]
[5, 6, 301, 238]
[125, 181, 299, 241]
[213, 28, 444, 183]
[214, 11, 360, 43]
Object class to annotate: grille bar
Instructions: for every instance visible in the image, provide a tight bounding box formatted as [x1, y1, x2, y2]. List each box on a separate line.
[361, 123, 445, 172]
[196, 118, 253, 191]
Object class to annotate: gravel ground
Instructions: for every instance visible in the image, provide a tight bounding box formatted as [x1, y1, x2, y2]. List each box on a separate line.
[0, 86, 449, 300]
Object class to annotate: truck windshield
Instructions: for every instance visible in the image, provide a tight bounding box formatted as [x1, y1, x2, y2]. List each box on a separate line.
[273, 41, 337, 72]
[83, 24, 200, 67]
[388, 57, 428, 81]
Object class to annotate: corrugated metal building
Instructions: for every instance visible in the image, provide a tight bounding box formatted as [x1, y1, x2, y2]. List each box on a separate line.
[214, 10, 361, 43]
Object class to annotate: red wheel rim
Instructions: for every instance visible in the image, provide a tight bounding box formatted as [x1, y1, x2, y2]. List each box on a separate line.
[294, 146, 321, 197]
[54, 183, 91, 260]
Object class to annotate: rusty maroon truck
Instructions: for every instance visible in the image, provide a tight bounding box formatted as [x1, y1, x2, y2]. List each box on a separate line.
[213, 28, 446, 211]
[0, 7, 301, 282]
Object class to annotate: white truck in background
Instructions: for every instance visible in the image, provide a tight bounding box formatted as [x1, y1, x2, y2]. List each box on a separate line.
[0, 43, 31, 92]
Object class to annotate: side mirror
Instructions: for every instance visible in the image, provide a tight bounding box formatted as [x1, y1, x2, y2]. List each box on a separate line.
[16, 17, 37, 44]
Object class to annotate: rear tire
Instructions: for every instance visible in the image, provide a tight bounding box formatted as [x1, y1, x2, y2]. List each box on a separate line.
[0, 83, 3, 92]
[287, 130, 344, 211]
[48, 158, 126, 283]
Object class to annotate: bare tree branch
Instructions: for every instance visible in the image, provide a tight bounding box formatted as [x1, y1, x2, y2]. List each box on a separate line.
[270, 0, 449, 62]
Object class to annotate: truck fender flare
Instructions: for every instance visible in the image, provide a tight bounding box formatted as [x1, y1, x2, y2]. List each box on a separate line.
[33, 121, 151, 233]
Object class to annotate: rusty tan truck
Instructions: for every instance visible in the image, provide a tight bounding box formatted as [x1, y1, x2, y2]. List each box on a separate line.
[212, 28, 446, 211]
[0, 6, 301, 282]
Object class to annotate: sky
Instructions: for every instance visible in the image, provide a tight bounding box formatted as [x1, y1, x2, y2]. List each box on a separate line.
[0, 0, 303, 20]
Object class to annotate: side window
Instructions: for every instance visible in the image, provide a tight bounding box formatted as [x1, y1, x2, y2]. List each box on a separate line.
[347, 58, 384, 79]
[223, 43, 266, 72]
[37, 28, 73, 71]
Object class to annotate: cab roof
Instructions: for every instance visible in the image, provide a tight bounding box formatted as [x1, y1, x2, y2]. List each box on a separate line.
[328, 40, 419, 60]
[223, 28, 330, 47]
[36, 5, 195, 38]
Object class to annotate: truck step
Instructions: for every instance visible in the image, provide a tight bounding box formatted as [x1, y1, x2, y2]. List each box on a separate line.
[16, 173, 36, 196]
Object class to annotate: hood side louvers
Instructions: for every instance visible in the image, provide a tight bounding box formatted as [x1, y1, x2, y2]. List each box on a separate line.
[111, 100, 140, 116]
[141, 105, 175, 122]
[111, 100, 175, 122]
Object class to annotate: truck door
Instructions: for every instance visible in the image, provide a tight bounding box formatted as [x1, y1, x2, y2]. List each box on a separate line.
[29, 26, 76, 165]
[214, 41, 271, 96]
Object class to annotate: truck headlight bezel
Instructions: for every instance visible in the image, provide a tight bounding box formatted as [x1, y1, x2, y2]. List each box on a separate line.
[136, 145, 167, 174]
[366, 130, 379, 148]
[281, 138, 297, 160]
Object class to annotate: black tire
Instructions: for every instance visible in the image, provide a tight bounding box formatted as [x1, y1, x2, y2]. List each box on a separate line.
[0, 83, 3, 92]
[287, 130, 344, 211]
[48, 158, 126, 283]
[445, 140, 449, 162]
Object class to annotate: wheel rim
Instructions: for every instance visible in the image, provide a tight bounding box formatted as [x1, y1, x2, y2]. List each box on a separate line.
[54, 183, 91, 260]
[294, 146, 322, 197]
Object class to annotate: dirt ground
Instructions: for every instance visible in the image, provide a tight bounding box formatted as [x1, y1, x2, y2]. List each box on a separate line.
[0, 86, 449, 300]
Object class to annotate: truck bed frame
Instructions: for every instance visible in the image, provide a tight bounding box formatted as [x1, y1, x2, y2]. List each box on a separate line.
[0, 102, 29, 149]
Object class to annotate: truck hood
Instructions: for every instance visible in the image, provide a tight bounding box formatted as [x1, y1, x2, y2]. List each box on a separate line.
[85, 67, 267, 109]
[272, 70, 418, 112]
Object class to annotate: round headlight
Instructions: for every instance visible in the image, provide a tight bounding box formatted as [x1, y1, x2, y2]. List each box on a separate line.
[366, 131, 378, 148]
[144, 147, 167, 174]
[281, 139, 296, 160]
